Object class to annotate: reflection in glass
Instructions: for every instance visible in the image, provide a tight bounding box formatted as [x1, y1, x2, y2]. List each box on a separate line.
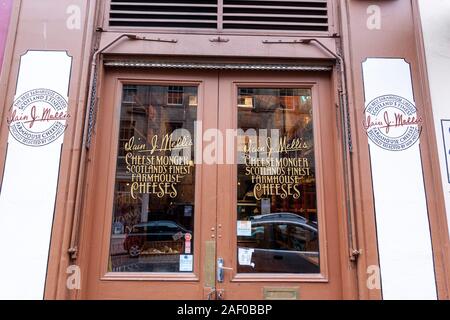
[236, 88, 320, 274]
[109, 85, 197, 273]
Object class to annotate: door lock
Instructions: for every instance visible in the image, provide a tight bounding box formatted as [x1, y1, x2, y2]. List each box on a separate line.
[217, 258, 233, 283]
[216, 289, 224, 300]
[206, 287, 225, 300]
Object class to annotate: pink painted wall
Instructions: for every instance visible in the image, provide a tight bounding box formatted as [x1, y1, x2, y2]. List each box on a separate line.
[0, 0, 12, 74]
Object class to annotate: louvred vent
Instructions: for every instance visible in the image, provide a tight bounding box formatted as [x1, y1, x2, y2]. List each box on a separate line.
[109, 0, 329, 32]
[223, 0, 328, 31]
[109, 0, 219, 29]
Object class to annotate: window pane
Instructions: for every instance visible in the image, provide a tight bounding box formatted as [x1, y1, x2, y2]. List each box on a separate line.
[109, 85, 197, 273]
[236, 87, 319, 274]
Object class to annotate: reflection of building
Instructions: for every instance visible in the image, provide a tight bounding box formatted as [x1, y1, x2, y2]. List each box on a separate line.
[0, 0, 449, 300]
[114, 85, 197, 234]
[237, 88, 317, 226]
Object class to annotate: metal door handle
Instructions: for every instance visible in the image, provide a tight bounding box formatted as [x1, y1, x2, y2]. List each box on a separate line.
[217, 258, 233, 283]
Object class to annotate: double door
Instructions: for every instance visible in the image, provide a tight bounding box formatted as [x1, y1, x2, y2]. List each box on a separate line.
[80, 68, 350, 299]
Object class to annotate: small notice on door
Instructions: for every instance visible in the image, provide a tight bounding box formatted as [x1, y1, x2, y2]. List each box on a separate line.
[179, 254, 193, 272]
[237, 221, 252, 236]
[184, 205, 193, 217]
[238, 248, 255, 267]
[261, 198, 271, 214]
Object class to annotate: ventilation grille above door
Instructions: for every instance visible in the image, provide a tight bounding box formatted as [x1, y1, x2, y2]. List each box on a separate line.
[109, 0, 219, 29]
[108, 0, 329, 32]
[222, 0, 329, 31]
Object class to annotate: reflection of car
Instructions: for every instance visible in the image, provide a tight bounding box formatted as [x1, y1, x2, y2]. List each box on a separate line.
[124, 220, 191, 257]
[238, 213, 319, 273]
[250, 212, 309, 223]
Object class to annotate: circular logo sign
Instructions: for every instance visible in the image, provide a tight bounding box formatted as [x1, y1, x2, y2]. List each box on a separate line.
[363, 94, 422, 151]
[7, 88, 70, 147]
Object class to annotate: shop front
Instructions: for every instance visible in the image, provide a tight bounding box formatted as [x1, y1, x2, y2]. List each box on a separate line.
[0, 0, 449, 300]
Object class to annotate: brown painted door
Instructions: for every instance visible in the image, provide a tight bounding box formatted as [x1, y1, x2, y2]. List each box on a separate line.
[80, 68, 350, 300]
[215, 71, 346, 299]
[81, 69, 220, 299]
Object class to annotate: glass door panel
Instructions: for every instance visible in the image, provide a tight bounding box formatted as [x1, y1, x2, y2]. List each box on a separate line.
[109, 84, 198, 273]
[236, 87, 320, 274]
